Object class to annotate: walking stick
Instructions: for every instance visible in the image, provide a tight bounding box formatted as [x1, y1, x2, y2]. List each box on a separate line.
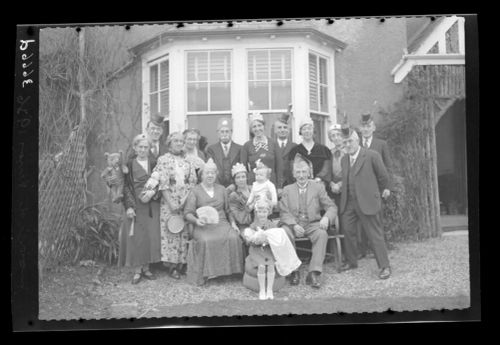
[129, 217, 135, 236]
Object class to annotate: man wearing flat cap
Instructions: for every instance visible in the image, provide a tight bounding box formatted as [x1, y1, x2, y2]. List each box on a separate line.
[279, 153, 337, 288]
[339, 126, 392, 279]
[358, 113, 393, 258]
[206, 118, 242, 187]
[274, 110, 297, 189]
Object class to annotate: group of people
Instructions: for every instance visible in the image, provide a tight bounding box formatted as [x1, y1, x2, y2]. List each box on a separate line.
[117, 109, 393, 300]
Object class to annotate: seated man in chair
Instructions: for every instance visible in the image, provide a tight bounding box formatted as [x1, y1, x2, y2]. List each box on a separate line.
[279, 153, 338, 289]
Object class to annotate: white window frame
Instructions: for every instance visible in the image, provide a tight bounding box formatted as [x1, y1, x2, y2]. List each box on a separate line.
[147, 54, 170, 119]
[185, 49, 233, 115]
[246, 48, 294, 113]
[308, 50, 330, 116]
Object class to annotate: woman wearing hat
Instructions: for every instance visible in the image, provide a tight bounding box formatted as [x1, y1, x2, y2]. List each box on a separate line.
[184, 158, 245, 285]
[240, 112, 283, 190]
[119, 134, 161, 284]
[228, 162, 254, 232]
[143, 132, 198, 279]
[288, 118, 332, 189]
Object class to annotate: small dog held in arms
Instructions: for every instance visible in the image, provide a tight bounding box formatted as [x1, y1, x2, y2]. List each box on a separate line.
[101, 151, 129, 203]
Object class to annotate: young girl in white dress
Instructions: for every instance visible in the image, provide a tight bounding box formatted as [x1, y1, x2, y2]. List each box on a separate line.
[246, 160, 278, 210]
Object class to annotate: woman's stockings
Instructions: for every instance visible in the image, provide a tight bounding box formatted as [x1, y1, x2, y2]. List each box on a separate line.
[257, 265, 266, 300]
[266, 265, 275, 300]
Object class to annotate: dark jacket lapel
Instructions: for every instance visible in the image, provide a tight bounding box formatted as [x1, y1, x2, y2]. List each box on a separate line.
[228, 141, 239, 163]
[353, 148, 367, 176]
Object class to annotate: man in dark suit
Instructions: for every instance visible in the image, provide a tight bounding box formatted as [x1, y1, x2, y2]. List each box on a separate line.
[274, 112, 297, 189]
[129, 113, 167, 160]
[280, 154, 337, 289]
[357, 113, 393, 258]
[359, 113, 392, 172]
[206, 118, 242, 187]
[339, 127, 392, 279]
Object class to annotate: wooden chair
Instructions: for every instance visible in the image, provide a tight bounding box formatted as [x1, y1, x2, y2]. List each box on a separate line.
[294, 217, 344, 272]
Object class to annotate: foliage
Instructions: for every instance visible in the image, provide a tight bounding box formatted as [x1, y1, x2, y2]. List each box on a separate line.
[67, 203, 122, 265]
[376, 76, 435, 241]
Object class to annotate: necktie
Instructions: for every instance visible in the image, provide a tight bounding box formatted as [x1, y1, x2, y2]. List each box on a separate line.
[281, 141, 285, 149]
[223, 144, 229, 157]
[350, 155, 356, 167]
[152, 145, 158, 157]
[334, 150, 341, 159]
[364, 139, 369, 148]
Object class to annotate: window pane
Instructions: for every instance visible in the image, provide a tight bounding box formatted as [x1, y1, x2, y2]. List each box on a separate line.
[160, 90, 169, 117]
[150, 64, 158, 92]
[248, 50, 269, 80]
[310, 83, 318, 111]
[150, 93, 158, 115]
[271, 80, 291, 110]
[270, 50, 291, 80]
[187, 52, 208, 81]
[187, 83, 208, 112]
[187, 114, 229, 148]
[210, 82, 231, 111]
[319, 57, 327, 85]
[210, 51, 231, 81]
[320, 85, 328, 113]
[249, 81, 269, 110]
[160, 60, 169, 90]
[309, 54, 317, 83]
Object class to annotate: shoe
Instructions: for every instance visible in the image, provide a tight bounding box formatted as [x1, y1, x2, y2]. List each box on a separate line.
[289, 271, 300, 285]
[170, 268, 181, 280]
[379, 267, 391, 280]
[340, 263, 358, 272]
[131, 273, 142, 285]
[306, 272, 321, 289]
[142, 270, 156, 280]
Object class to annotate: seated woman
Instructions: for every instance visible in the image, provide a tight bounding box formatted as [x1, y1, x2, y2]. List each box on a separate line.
[242, 198, 301, 299]
[184, 158, 245, 285]
[228, 162, 253, 232]
[118, 134, 161, 284]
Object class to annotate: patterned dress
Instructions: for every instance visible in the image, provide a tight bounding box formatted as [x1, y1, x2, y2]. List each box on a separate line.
[153, 152, 197, 264]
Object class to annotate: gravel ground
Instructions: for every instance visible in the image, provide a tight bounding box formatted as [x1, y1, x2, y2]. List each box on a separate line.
[39, 234, 470, 320]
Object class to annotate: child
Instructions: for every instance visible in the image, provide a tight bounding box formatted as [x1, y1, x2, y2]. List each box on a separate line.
[246, 160, 278, 210]
[243, 198, 301, 300]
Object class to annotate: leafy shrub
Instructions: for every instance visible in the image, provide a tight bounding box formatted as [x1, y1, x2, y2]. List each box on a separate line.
[68, 203, 122, 265]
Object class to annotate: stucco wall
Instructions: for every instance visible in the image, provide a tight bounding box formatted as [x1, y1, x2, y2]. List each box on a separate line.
[320, 18, 407, 126]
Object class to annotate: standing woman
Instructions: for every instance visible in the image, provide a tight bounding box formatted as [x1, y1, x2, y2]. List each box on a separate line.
[240, 113, 283, 189]
[183, 129, 207, 176]
[288, 118, 332, 188]
[119, 134, 161, 284]
[144, 132, 198, 279]
[184, 158, 244, 285]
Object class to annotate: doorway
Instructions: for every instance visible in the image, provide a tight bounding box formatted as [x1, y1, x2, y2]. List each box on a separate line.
[435, 99, 467, 216]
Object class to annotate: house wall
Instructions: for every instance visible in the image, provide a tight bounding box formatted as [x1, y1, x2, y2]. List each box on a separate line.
[318, 18, 407, 127]
[62, 20, 409, 203]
